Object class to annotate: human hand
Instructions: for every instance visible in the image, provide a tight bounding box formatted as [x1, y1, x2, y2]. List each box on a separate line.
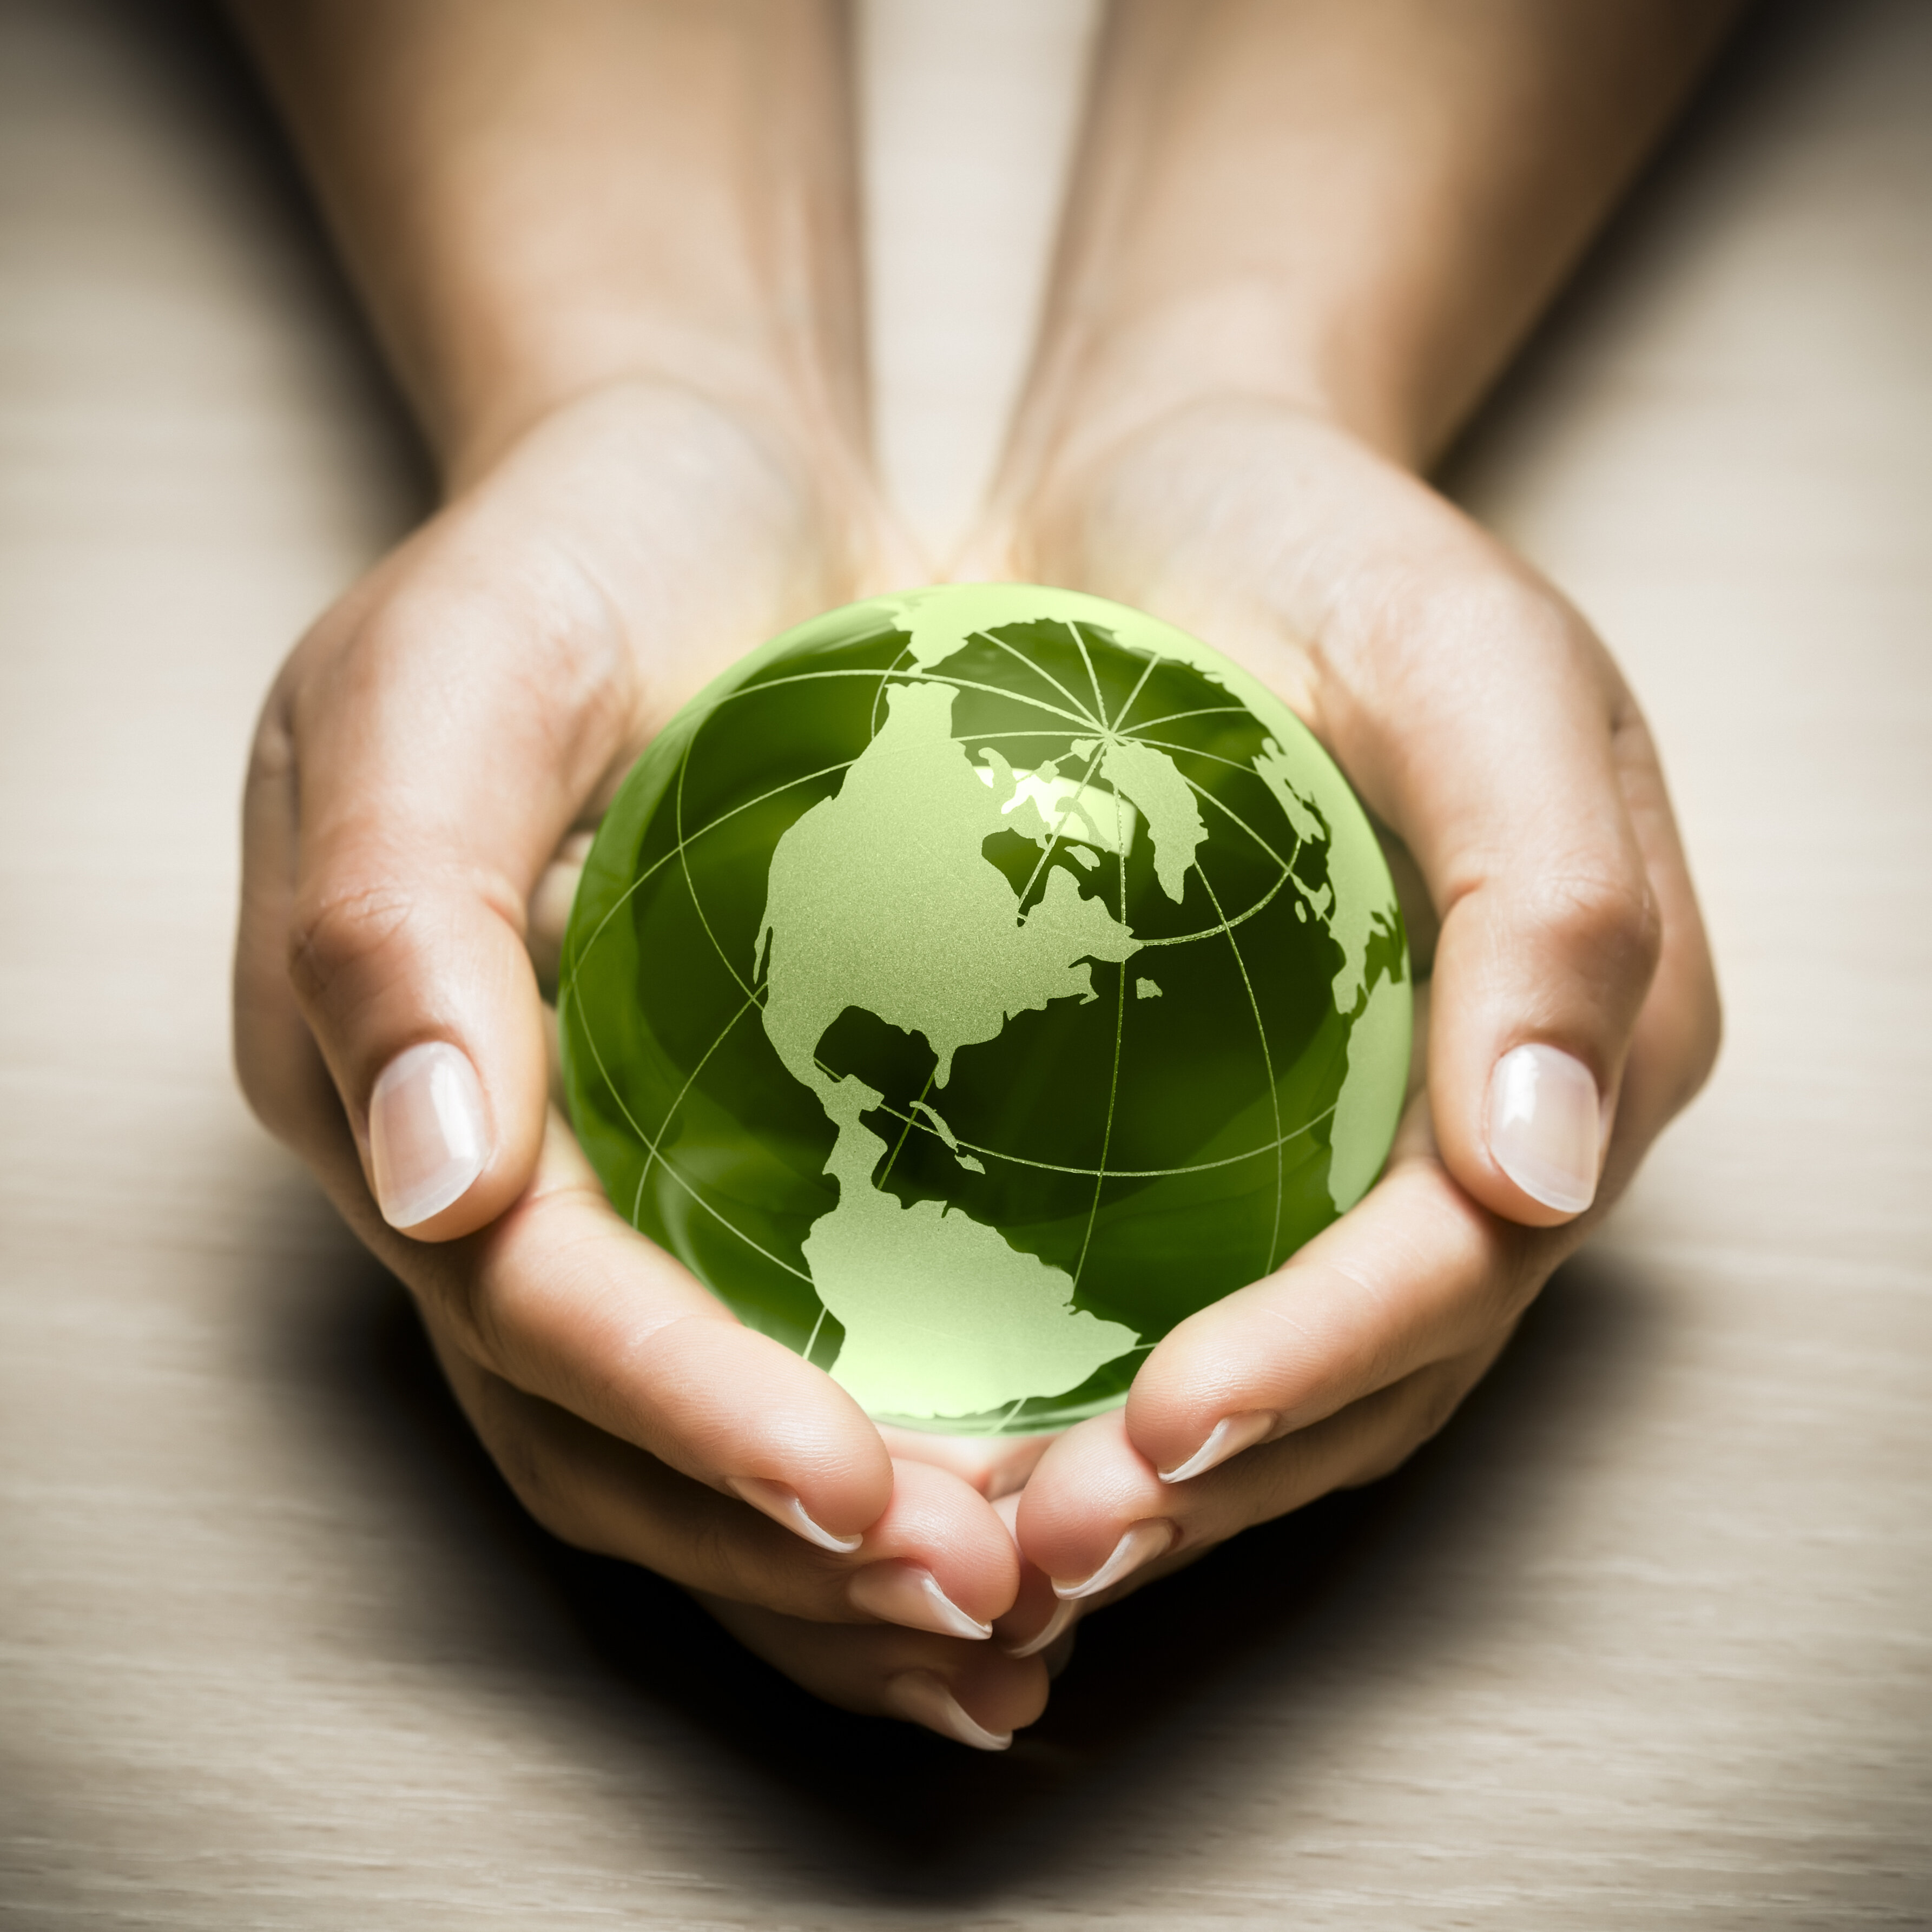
[234, 381, 1056, 1744]
[971, 397, 1719, 1626]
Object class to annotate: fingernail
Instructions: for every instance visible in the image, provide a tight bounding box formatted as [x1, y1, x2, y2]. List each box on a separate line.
[848, 1562, 991, 1640]
[1158, 1409, 1277, 1484]
[1051, 1519, 1175, 1601]
[368, 1041, 489, 1229]
[882, 1670, 1011, 1751]
[1002, 1596, 1076, 1659]
[726, 1476, 864, 1554]
[1487, 1043, 1602, 1215]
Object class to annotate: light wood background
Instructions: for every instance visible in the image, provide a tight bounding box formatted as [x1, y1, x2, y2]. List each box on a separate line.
[2, 2, 1927, 1925]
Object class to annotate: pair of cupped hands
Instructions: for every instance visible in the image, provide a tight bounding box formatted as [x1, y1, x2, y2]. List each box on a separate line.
[235, 375, 1718, 1750]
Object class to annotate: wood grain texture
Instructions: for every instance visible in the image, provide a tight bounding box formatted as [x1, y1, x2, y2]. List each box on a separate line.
[0, 2, 1926, 1925]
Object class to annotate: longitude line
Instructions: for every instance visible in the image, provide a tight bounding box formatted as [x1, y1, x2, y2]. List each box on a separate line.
[1067, 620, 1107, 720]
[1071, 842, 1129, 1294]
[1012, 735, 1112, 922]
[981, 631, 1103, 729]
[1198, 862, 1285, 1276]
[1106, 647, 1164, 733]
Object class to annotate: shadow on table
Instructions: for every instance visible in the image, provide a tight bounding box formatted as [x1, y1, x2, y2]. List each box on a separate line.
[286, 1203, 1664, 1908]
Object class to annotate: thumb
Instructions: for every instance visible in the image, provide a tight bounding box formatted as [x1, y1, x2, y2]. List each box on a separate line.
[275, 537, 634, 1238]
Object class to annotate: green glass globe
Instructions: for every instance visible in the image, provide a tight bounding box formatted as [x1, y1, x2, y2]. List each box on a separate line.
[560, 585, 1410, 1435]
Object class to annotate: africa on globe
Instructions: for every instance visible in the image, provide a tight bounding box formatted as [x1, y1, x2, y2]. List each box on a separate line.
[559, 585, 1410, 1435]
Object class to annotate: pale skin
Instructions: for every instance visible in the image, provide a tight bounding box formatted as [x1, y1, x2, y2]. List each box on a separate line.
[230, 0, 1731, 1748]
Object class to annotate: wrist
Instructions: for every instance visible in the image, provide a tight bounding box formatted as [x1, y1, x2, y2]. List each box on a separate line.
[436, 330, 864, 507]
[991, 281, 1428, 543]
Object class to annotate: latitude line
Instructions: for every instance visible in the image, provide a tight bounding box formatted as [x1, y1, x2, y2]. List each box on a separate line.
[675, 734, 759, 1003]
[888, 667, 1096, 728]
[868, 638, 917, 741]
[1135, 865, 1291, 946]
[563, 754, 868, 995]
[1121, 703, 1250, 733]
[876, 1068, 937, 1187]
[860, 1089, 1337, 1179]
[564, 986, 814, 1284]
[630, 989, 760, 1227]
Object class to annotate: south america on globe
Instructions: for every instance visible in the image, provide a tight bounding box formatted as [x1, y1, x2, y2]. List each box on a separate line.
[559, 586, 1411, 1435]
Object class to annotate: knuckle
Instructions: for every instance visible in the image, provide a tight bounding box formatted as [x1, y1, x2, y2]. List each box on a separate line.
[1533, 861, 1663, 989]
[285, 876, 419, 1012]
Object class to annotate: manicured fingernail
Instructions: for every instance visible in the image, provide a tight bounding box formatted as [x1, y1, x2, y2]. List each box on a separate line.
[1158, 1409, 1277, 1484]
[1487, 1043, 1602, 1215]
[1051, 1519, 1175, 1601]
[727, 1476, 863, 1554]
[368, 1041, 489, 1229]
[882, 1670, 1011, 1751]
[1002, 1597, 1076, 1659]
[848, 1562, 991, 1640]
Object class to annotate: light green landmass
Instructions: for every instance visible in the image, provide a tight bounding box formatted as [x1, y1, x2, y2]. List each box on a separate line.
[974, 748, 1138, 856]
[1072, 737, 1206, 903]
[757, 681, 1140, 1090]
[1136, 977, 1162, 1000]
[879, 584, 1093, 672]
[1327, 964, 1413, 1211]
[1251, 736, 1392, 1011]
[802, 1079, 1138, 1418]
[913, 1099, 987, 1173]
[756, 675, 1142, 1419]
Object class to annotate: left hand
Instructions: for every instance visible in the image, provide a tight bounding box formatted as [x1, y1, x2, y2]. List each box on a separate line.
[964, 397, 1720, 1617]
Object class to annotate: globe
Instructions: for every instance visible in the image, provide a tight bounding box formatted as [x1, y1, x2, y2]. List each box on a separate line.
[559, 585, 1410, 1436]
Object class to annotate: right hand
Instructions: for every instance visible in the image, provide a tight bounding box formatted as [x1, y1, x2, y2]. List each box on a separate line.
[234, 380, 1056, 1747]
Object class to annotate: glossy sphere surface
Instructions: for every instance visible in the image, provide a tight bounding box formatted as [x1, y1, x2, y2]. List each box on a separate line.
[560, 586, 1410, 1434]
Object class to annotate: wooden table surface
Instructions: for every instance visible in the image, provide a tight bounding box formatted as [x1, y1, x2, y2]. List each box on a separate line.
[2, 2, 1927, 1925]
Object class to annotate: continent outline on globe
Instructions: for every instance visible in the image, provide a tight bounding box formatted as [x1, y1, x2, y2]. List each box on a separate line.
[559, 584, 1411, 1435]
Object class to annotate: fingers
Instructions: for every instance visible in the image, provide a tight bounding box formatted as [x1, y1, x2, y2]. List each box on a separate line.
[1115, 1090, 1547, 1465]
[391, 1109, 898, 1544]
[1018, 1098, 1543, 1590]
[436, 1331, 1018, 1632]
[697, 1593, 1051, 1751]
[874, 1426, 1058, 1502]
[1017, 1340, 1504, 1601]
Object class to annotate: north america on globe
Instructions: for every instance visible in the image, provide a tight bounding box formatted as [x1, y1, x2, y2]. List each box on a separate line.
[560, 584, 1410, 1434]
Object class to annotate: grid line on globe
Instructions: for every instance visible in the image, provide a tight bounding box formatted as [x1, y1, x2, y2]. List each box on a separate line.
[559, 585, 1410, 1436]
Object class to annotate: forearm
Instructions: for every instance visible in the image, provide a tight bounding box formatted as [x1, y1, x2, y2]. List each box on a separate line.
[1004, 0, 1744, 485]
[228, 0, 867, 488]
